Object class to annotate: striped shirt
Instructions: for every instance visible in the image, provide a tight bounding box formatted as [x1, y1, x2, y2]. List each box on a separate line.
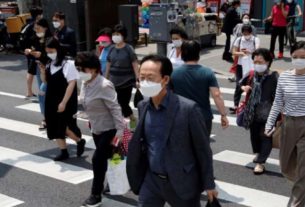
[266, 70, 305, 130]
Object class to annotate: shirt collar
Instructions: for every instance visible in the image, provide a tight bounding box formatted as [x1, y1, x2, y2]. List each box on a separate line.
[86, 75, 101, 88]
[148, 90, 171, 110]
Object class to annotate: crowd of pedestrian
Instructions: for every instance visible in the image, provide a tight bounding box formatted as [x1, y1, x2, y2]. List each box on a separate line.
[18, 1, 305, 207]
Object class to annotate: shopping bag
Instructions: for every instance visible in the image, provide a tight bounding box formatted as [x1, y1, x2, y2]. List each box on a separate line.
[240, 55, 253, 78]
[106, 153, 130, 195]
[272, 122, 282, 149]
[120, 124, 133, 156]
[206, 198, 222, 207]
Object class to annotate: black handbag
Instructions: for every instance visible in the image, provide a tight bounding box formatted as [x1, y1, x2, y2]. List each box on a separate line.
[206, 198, 222, 207]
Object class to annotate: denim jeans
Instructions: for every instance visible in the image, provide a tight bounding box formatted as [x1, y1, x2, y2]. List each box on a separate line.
[36, 67, 47, 116]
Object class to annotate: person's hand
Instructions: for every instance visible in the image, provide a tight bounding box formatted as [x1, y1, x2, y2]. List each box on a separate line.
[264, 127, 275, 137]
[24, 49, 32, 55]
[221, 115, 229, 129]
[57, 102, 66, 113]
[31, 51, 41, 58]
[241, 85, 252, 93]
[111, 130, 123, 147]
[206, 189, 218, 202]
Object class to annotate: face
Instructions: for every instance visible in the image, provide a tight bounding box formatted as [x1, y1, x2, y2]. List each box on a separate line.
[171, 34, 182, 41]
[291, 49, 305, 59]
[52, 17, 64, 28]
[34, 24, 46, 33]
[139, 61, 169, 88]
[242, 31, 251, 37]
[253, 55, 269, 66]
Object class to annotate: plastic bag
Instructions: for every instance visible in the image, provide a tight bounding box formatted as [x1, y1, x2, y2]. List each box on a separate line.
[241, 55, 253, 78]
[106, 154, 130, 195]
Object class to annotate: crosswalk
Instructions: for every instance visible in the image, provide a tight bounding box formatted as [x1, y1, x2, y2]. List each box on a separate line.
[0, 82, 290, 207]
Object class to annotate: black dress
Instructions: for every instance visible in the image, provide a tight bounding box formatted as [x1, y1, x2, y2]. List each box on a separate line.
[45, 62, 81, 140]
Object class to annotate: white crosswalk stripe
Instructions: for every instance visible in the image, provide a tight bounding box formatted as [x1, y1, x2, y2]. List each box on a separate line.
[0, 81, 289, 207]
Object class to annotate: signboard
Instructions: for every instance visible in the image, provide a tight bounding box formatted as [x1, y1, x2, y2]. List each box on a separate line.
[207, 0, 220, 13]
[240, 0, 252, 14]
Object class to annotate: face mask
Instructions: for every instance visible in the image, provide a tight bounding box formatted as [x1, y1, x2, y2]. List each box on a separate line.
[99, 41, 111, 47]
[287, 0, 293, 3]
[244, 35, 252, 40]
[80, 72, 92, 82]
[53, 21, 61, 29]
[47, 52, 57, 61]
[243, 18, 250, 24]
[172, 39, 183, 48]
[36, 32, 45, 38]
[292, 58, 305, 70]
[112, 35, 123, 44]
[139, 80, 163, 97]
[254, 64, 268, 73]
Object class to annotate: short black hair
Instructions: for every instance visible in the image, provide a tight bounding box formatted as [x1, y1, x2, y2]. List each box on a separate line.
[241, 24, 253, 33]
[36, 18, 49, 29]
[98, 27, 112, 38]
[242, 13, 250, 19]
[232, 0, 241, 6]
[75, 52, 102, 74]
[53, 12, 66, 20]
[45, 37, 66, 67]
[169, 27, 188, 40]
[252, 48, 273, 68]
[30, 6, 43, 20]
[140, 55, 173, 77]
[181, 40, 201, 62]
[113, 24, 128, 39]
[290, 41, 305, 54]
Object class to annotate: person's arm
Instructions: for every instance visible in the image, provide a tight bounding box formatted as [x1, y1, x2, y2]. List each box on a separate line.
[58, 80, 77, 112]
[265, 7, 274, 22]
[189, 104, 218, 201]
[105, 62, 111, 79]
[255, 37, 260, 49]
[232, 46, 245, 57]
[210, 87, 229, 129]
[132, 60, 139, 81]
[297, 4, 303, 16]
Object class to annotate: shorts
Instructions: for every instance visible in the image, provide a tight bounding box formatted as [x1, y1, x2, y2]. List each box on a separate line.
[27, 57, 37, 75]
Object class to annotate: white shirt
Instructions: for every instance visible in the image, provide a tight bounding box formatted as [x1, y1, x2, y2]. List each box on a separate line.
[233, 36, 260, 65]
[167, 47, 184, 69]
[50, 60, 79, 82]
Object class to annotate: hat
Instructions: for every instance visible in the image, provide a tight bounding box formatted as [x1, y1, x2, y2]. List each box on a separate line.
[96, 35, 111, 42]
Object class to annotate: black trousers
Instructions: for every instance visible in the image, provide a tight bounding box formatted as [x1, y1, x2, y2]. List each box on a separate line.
[223, 33, 232, 58]
[234, 65, 243, 107]
[205, 119, 212, 137]
[91, 129, 116, 196]
[138, 170, 201, 207]
[270, 26, 286, 55]
[249, 121, 272, 164]
[116, 86, 133, 118]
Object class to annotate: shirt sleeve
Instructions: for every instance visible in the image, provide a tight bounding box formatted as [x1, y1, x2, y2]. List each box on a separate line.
[126, 44, 138, 62]
[63, 60, 80, 82]
[208, 70, 219, 88]
[266, 75, 284, 131]
[255, 37, 260, 49]
[233, 37, 241, 48]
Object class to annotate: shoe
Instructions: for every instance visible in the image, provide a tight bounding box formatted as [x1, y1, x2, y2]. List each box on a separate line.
[253, 163, 265, 175]
[278, 52, 284, 59]
[81, 195, 102, 207]
[25, 94, 37, 100]
[77, 138, 86, 157]
[38, 120, 47, 131]
[229, 107, 237, 114]
[53, 150, 69, 161]
[228, 76, 236, 82]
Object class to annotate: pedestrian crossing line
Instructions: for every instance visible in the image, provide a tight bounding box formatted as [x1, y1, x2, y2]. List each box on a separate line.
[0, 91, 25, 99]
[0, 193, 24, 207]
[213, 114, 237, 126]
[213, 180, 289, 207]
[0, 117, 96, 149]
[213, 150, 281, 173]
[0, 146, 93, 184]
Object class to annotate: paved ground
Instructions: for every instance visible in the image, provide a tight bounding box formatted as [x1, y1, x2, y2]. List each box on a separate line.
[0, 33, 303, 207]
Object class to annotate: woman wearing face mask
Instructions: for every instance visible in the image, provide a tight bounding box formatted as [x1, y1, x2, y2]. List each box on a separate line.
[24, 18, 52, 130]
[265, 0, 289, 59]
[231, 25, 260, 113]
[75, 52, 125, 207]
[167, 27, 188, 69]
[241, 48, 278, 174]
[40, 37, 86, 161]
[233, 14, 257, 38]
[96, 27, 113, 75]
[265, 41, 305, 207]
[105, 24, 139, 130]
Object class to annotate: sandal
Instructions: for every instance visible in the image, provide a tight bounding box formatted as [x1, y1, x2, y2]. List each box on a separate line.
[253, 164, 265, 175]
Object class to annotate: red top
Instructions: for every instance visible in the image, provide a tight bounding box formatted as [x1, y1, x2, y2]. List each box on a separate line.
[272, 5, 289, 27]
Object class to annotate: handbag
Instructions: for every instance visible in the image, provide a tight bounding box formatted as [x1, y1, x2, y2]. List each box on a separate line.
[119, 123, 133, 156]
[272, 121, 282, 149]
[236, 70, 255, 127]
[206, 198, 222, 207]
[133, 88, 144, 108]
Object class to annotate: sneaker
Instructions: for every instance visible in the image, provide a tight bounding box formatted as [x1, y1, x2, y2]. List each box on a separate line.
[228, 76, 236, 82]
[77, 138, 86, 157]
[38, 120, 47, 131]
[278, 52, 284, 59]
[53, 150, 69, 161]
[24, 94, 37, 101]
[82, 195, 102, 207]
[253, 163, 265, 175]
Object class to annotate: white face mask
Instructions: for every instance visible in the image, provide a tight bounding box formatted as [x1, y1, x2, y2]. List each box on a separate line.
[52, 21, 61, 29]
[139, 80, 163, 97]
[80, 72, 92, 82]
[243, 18, 250, 24]
[254, 64, 268, 73]
[287, 0, 293, 3]
[47, 52, 57, 61]
[112, 35, 123, 44]
[172, 39, 183, 48]
[292, 58, 305, 70]
[36, 32, 45, 38]
[244, 35, 252, 40]
[99, 41, 111, 47]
